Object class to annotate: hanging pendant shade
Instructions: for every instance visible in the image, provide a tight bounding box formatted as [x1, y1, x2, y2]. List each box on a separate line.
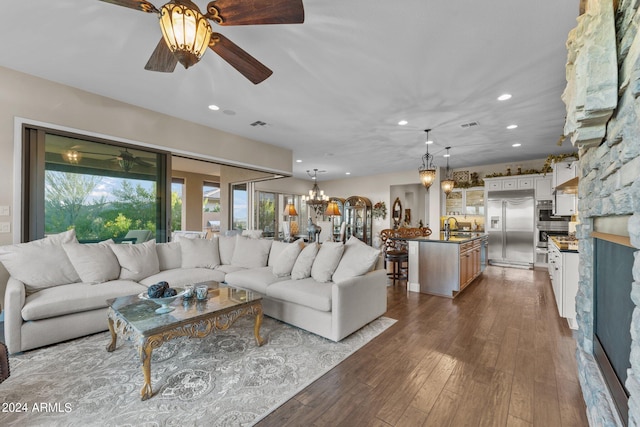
[418, 129, 437, 189]
[441, 146, 455, 195]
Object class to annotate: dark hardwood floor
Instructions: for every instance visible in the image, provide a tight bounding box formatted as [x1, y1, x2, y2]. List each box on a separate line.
[258, 266, 589, 427]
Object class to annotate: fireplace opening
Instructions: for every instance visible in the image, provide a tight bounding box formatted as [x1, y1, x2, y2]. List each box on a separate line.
[594, 235, 635, 426]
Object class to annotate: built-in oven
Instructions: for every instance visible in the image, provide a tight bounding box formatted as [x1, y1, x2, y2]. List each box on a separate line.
[535, 204, 569, 265]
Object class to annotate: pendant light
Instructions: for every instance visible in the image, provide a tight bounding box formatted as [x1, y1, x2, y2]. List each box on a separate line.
[418, 129, 437, 189]
[441, 146, 455, 195]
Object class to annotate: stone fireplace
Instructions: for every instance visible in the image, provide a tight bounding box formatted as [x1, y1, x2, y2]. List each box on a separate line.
[562, 0, 640, 425]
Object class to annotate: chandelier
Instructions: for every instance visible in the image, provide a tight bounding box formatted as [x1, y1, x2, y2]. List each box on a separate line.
[441, 146, 455, 195]
[303, 169, 329, 216]
[418, 129, 437, 189]
[159, 0, 213, 69]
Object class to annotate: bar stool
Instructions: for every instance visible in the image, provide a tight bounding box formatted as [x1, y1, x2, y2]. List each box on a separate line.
[380, 229, 408, 286]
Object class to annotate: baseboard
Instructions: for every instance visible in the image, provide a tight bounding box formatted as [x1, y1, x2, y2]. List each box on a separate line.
[407, 282, 420, 293]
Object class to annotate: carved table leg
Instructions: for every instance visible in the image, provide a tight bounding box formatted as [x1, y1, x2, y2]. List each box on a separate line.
[106, 317, 117, 352]
[139, 341, 154, 401]
[254, 305, 265, 347]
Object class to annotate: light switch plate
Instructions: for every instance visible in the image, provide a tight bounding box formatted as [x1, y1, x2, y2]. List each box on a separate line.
[0, 222, 10, 233]
[0, 206, 9, 216]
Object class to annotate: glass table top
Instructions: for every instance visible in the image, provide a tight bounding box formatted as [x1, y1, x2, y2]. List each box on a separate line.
[107, 281, 262, 336]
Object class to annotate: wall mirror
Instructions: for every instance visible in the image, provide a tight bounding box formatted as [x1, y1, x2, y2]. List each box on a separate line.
[392, 197, 402, 228]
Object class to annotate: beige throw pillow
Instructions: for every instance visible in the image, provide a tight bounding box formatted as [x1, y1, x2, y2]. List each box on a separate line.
[272, 240, 304, 277]
[0, 229, 80, 293]
[156, 241, 182, 271]
[218, 235, 237, 265]
[332, 236, 381, 283]
[310, 241, 345, 283]
[63, 239, 120, 284]
[110, 239, 160, 281]
[291, 243, 319, 280]
[180, 237, 221, 269]
[230, 236, 272, 269]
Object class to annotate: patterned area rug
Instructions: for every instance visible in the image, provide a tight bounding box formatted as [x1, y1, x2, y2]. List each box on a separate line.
[1, 316, 395, 426]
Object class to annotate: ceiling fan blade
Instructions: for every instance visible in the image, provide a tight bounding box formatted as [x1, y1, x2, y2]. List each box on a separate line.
[99, 0, 160, 14]
[209, 33, 273, 84]
[206, 0, 304, 26]
[145, 39, 179, 73]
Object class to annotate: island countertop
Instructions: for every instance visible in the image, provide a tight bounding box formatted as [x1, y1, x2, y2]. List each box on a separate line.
[399, 232, 487, 244]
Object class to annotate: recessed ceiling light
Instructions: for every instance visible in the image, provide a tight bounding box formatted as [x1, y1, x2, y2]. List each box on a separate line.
[345, 172, 351, 175]
[507, 124, 518, 129]
[497, 94, 512, 101]
[443, 153, 450, 158]
[208, 104, 220, 111]
[425, 139, 433, 144]
[398, 120, 408, 126]
[296, 159, 302, 163]
[512, 143, 522, 147]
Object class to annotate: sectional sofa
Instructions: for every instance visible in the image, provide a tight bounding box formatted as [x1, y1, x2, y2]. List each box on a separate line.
[0, 230, 386, 354]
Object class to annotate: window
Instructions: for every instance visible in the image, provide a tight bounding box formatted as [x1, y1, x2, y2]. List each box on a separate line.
[23, 126, 170, 243]
[256, 192, 276, 237]
[171, 178, 184, 232]
[203, 181, 220, 233]
[231, 183, 248, 231]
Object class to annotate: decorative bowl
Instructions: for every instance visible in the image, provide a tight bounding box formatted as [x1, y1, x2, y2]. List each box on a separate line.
[139, 288, 185, 314]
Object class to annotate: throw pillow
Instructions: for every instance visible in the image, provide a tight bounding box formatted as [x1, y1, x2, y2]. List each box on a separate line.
[291, 243, 319, 280]
[230, 236, 272, 269]
[62, 239, 120, 284]
[218, 235, 237, 265]
[311, 241, 345, 283]
[268, 240, 289, 266]
[110, 239, 160, 281]
[180, 237, 221, 269]
[156, 241, 182, 271]
[272, 240, 304, 277]
[332, 236, 381, 283]
[0, 229, 80, 293]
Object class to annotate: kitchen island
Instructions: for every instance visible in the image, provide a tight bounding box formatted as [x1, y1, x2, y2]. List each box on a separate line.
[404, 232, 488, 297]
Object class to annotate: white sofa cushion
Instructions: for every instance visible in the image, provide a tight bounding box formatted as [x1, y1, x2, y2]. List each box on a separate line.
[21, 280, 145, 321]
[272, 240, 304, 277]
[268, 240, 288, 266]
[224, 266, 289, 294]
[291, 243, 319, 280]
[332, 236, 381, 283]
[140, 268, 225, 288]
[62, 239, 120, 284]
[218, 235, 237, 265]
[266, 278, 333, 312]
[110, 240, 160, 281]
[311, 241, 344, 283]
[180, 237, 220, 269]
[215, 264, 246, 274]
[156, 242, 182, 271]
[0, 229, 80, 294]
[231, 236, 272, 269]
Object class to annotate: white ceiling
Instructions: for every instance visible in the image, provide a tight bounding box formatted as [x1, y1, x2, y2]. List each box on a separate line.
[1, 1, 579, 181]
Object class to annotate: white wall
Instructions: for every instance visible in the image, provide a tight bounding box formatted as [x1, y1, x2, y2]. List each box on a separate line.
[0, 66, 292, 308]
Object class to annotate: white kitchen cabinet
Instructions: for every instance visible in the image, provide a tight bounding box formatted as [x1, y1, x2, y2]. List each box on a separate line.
[552, 161, 577, 189]
[554, 193, 576, 216]
[484, 176, 539, 192]
[535, 176, 553, 200]
[548, 239, 579, 329]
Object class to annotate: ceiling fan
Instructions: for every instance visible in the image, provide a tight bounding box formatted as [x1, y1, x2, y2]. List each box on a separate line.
[99, 0, 305, 84]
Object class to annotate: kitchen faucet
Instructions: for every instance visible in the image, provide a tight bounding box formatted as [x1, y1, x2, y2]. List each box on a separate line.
[444, 217, 459, 231]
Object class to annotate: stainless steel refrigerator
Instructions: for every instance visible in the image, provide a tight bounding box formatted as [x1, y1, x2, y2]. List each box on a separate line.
[487, 190, 535, 267]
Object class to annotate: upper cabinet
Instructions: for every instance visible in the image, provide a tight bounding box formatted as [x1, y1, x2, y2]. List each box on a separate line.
[553, 161, 578, 190]
[535, 176, 553, 201]
[444, 187, 484, 216]
[552, 161, 578, 216]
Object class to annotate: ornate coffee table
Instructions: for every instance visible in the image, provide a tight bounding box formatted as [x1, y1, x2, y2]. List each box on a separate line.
[106, 281, 264, 400]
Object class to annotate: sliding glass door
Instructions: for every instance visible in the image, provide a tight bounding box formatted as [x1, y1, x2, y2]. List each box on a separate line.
[23, 126, 171, 243]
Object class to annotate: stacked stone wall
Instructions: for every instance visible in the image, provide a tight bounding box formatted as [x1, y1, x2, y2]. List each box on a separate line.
[567, 0, 640, 425]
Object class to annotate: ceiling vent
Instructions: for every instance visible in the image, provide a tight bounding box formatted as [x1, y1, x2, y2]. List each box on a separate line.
[460, 121, 479, 128]
[250, 120, 267, 127]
